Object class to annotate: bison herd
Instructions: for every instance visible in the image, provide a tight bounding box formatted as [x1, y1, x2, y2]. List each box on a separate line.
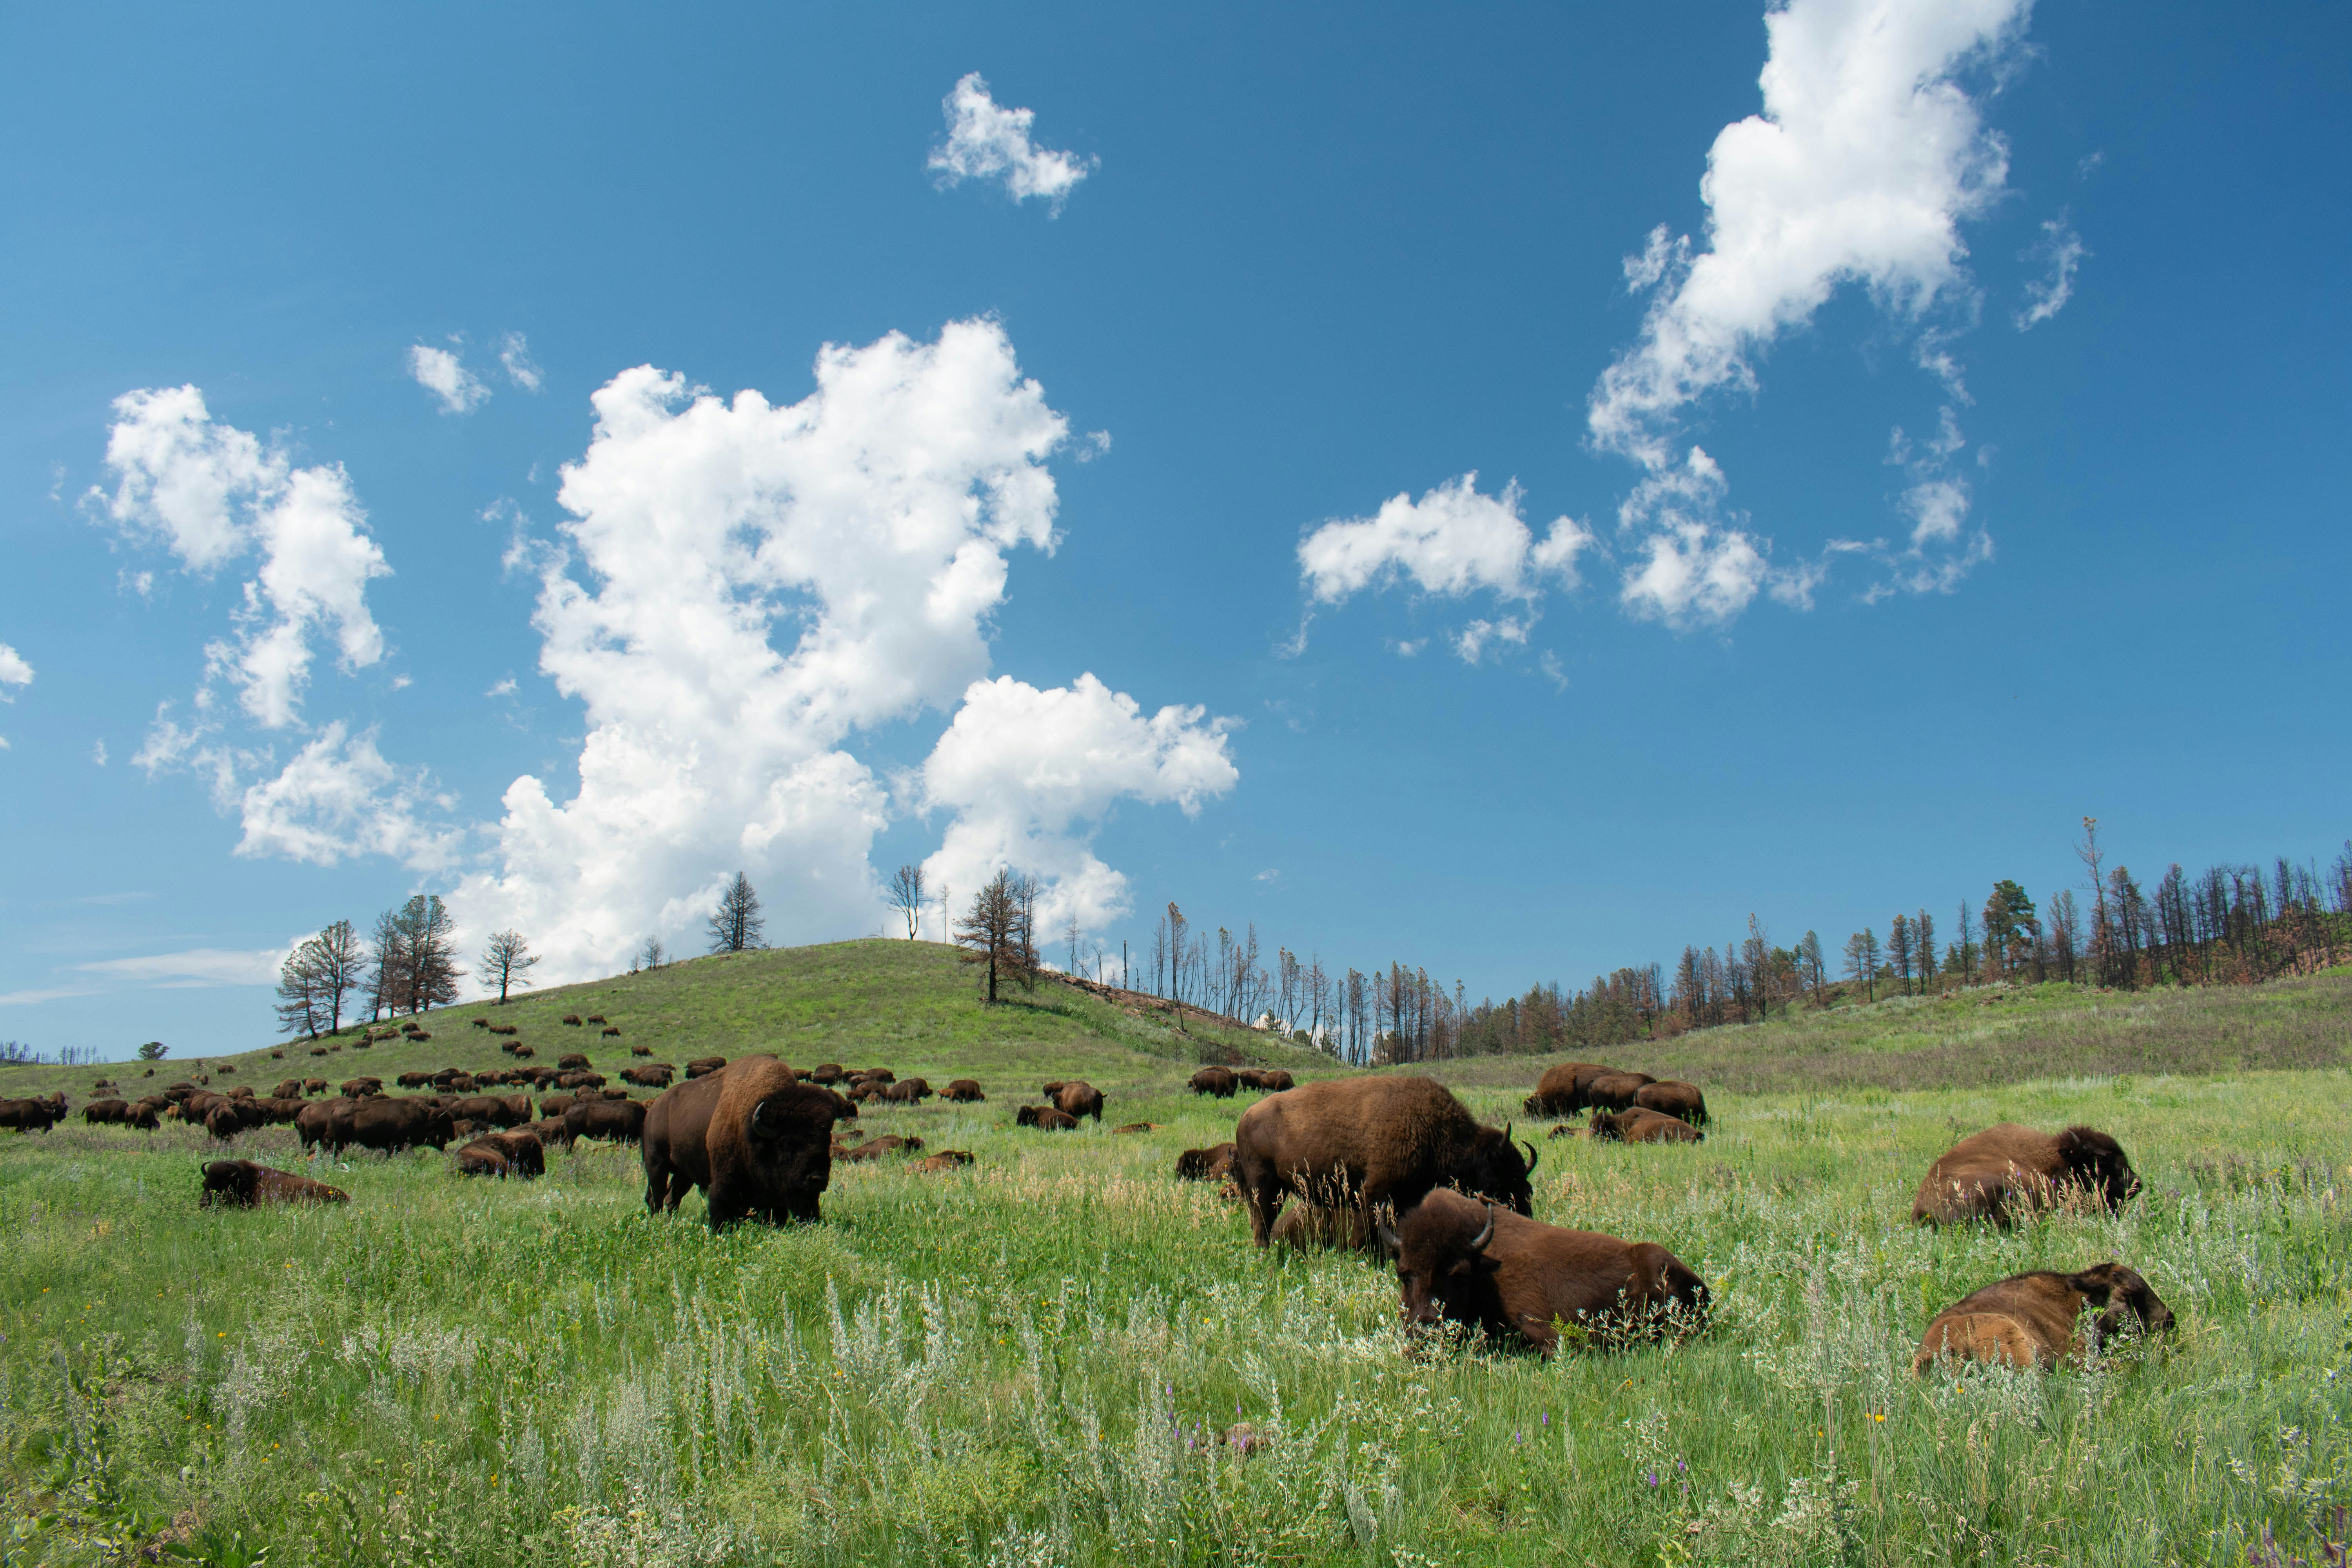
[11, 1040, 2178, 1376]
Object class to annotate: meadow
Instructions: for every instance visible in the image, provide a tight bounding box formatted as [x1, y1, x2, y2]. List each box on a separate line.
[3, 944, 2350, 1566]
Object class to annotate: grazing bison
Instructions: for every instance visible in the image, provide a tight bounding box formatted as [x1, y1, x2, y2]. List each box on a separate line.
[811, 1063, 845, 1084]
[1053, 1082, 1105, 1122]
[0, 1098, 63, 1134]
[880, 1078, 933, 1105]
[1913, 1262, 2174, 1375]
[1580, 1071, 1655, 1112]
[620, 1065, 673, 1089]
[942, 1079, 985, 1102]
[1911, 1124, 2141, 1227]
[396, 1072, 432, 1089]
[454, 1130, 546, 1180]
[858, 1069, 897, 1086]
[1017, 1105, 1079, 1130]
[1521, 1062, 1613, 1118]
[449, 1094, 532, 1129]
[294, 1098, 357, 1151]
[540, 1093, 577, 1119]
[302, 1078, 328, 1095]
[629, 1044, 650, 1057]
[601, 1027, 622, 1038]
[1175, 1143, 1238, 1182]
[586, 1014, 606, 1024]
[641, 1057, 835, 1228]
[1256, 1069, 1296, 1092]
[1233, 1075, 1537, 1250]
[1377, 1189, 1708, 1352]
[523, 1115, 576, 1149]
[564, 1098, 646, 1143]
[339, 1078, 384, 1099]
[204, 1103, 244, 1140]
[1633, 1080, 1708, 1126]
[558, 1053, 591, 1070]
[349, 1097, 458, 1153]
[119, 1099, 164, 1130]
[272, 1078, 305, 1100]
[911, 1150, 975, 1174]
[200, 1160, 349, 1207]
[84, 1099, 130, 1125]
[561, 1015, 582, 1027]
[1589, 1107, 1704, 1144]
[1189, 1066, 1238, 1098]
[556, 1071, 606, 1090]
[684, 1056, 728, 1080]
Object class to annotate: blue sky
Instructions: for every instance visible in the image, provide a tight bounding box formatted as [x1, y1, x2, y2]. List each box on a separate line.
[2, 1, 2345, 1058]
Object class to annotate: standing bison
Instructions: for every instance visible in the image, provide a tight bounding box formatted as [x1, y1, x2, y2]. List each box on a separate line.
[349, 1097, 457, 1152]
[1521, 1063, 1612, 1117]
[1377, 1189, 1708, 1352]
[1052, 1082, 1104, 1121]
[1232, 1075, 1536, 1250]
[641, 1057, 836, 1228]
[1911, 1124, 2140, 1227]
[941, 1079, 985, 1102]
[1633, 1080, 1708, 1125]
[881, 1078, 933, 1104]
[564, 1098, 647, 1143]
[1579, 1071, 1655, 1112]
[1189, 1066, 1237, 1098]
[1913, 1262, 2174, 1374]
[2, 1098, 64, 1133]
[201, 1160, 350, 1207]
[454, 1130, 546, 1179]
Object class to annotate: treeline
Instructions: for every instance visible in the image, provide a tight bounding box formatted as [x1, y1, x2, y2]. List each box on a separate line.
[1126, 827, 2352, 1066]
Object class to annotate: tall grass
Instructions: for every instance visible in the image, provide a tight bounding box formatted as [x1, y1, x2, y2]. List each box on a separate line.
[5, 1045, 2350, 1565]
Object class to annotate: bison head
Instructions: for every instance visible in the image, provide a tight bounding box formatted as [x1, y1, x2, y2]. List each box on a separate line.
[1377, 1191, 1502, 1330]
[2068, 1261, 2175, 1347]
[748, 1091, 833, 1221]
[1458, 1122, 1537, 1216]
[2055, 1126, 2140, 1209]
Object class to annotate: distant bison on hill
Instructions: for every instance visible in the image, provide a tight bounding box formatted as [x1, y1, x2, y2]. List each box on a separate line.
[685, 1057, 727, 1080]
[201, 1160, 349, 1208]
[641, 1057, 836, 1229]
[620, 1065, 673, 1089]
[1912, 1124, 2140, 1227]
[1379, 1189, 1708, 1353]
[1233, 1075, 1535, 1250]
[1914, 1261, 2174, 1374]
[942, 1079, 985, 1102]
[558, 1053, 590, 1070]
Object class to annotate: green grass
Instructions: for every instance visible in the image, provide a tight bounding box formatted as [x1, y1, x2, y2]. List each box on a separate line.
[4, 953, 2350, 1565]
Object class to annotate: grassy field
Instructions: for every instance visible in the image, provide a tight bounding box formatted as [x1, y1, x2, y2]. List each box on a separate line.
[3, 950, 2350, 1565]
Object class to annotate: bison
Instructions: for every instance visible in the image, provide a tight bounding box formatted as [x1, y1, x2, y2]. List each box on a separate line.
[0, 1098, 63, 1134]
[1521, 1062, 1613, 1118]
[1052, 1082, 1104, 1122]
[558, 1053, 591, 1070]
[272, 1078, 305, 1099]
[302, 1078, 328, 1095]
[1911, 1124, 2140, 1227]
[1273, 1200, 1366, 1252]
[523, 1115, 577, 1148]
[1589, 1107, 1703, 1144]
[1189, 1066, 1238, 1098]
[1913, 1262, 2174, 1375]
[564, 1098, 646, 1143]
[1633, 1080, 1708, 1126]
[1175, 1143, 1238, 1182]
[684, 1056, 728, 1080]
[200, 1160, 350, 1207]
[348, 1096, 458, 1153]
[941, 1079, 985, 1102]
[835, 1134, 924, 1161]
[1579, 1071, 1655, 1112]
[449, 1094, 532, 1129]
[1232, 1074, 1536, 1250]
[1256, 1069, 1295, 1092]
[1016, 1105, 1079, 1130]
[294, 1097, 357, 1151]
[620, 1065, 673, 1089]
[1111, 1122, 1156, 1135]
[454, 1130, 546, 1180]
[911, 1150, 975, 1174]
[810, 1063, 845, 1084]
[641, 1056, 835, 1228]
[630, 1044, 652, 1057]
[83, 1099, 130, 1125]
[1377, 1189, 1708, 1352]
[880, 1078, 933, 1105]
[339, 1078, 384, 1099]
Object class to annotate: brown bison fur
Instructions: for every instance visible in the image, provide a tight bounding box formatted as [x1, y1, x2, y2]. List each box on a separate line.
[1052, 1082, 1105, 1121]
[201, 1160, 349, 1207]
[1633, 1080, 1708, 1125]
[858, 1068, 895, 1085]
[1039, 1080, 1065, 1097]
[564, 1098, 647, 1143]
[1272, 1200, 1367, 1252]
[557, 1071, 606, 1090]
[1190, 1067, 1237, 1097]
[205, 1103, 243, 1140]
[620, 1065, 673, 1089]
[911, 1150, 975, 1174]
[810, 1063, 845, 1084]
[454, 1130, 546, 1179]
[586, 1014, 606, 1024]
[601, 1027, 622, 1037]
[1911, 1123, 2141, 1227]
[273, 1079, 305, 1100]
[1257, 1070, 1295, 1092]
[1111, 1122, 1156, 1134]
[349, 1097, 458, 1152]
[1521, 1063, 1613, 1117]
[294, 1098, 356, 1151]
[630, 1044, 652, 1057]
[561, 1014, 582, 1026]
[1381, 1189, 1708, 1352]
[397, 1072, 432, 1088]
[1579, 1071, 1655, 1112]
[1232, 1074, 1537, 1250]
[848, 1082, 883, 1103]
[523, 1115, 577, 1148]
[1017, 1105, 1079, 1130]
[340, 1078, 383, 1099]
[824, 1089, 858, 1122]
[1913, 1262, 2174, 1374]
[449, 1094, 532, 1129]
[302, 1078, 328, 1094]
[684, 1056, 727, 1079]
[642, 1056, 836, 1228]
[881, 1078, 933, 1104]
[601, 1087, 630, 1100]
[558, 1053, 591, 1070]
[84, 1099, 130, 1125]
[942, 1079, 985, 1102]
[472, 1017, 490, 1028]
[541, 1093, 577, 1118]
[1589, 1107, 1704, 1144]
[1176, 1143, 1238, 1182]
[122, 1100, 163, 1130]
[836, 1134, 926, 1161]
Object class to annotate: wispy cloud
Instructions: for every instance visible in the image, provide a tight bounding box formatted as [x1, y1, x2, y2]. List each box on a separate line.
[928, 73, 1096, 213]
[77, 946, 292, 985]
[2016, 215, 2087, 330]
[408, 344, 490, 414]
[498, 332, 543, 391]
[0, 987, 99, 1006]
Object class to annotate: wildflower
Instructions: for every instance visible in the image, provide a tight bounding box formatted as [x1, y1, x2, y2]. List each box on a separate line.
[1541, 1413, 1550, 1426]
[1870, 1412, 1886, 1423]
[1645, 1472, 1659, 1487]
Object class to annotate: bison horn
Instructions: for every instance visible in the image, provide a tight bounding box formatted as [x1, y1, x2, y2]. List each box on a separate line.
[1521, 1141, 1538, 1175]
[1375, 1219, 1401, 1255]
[1501, 1119, 1514, 1144]
[1467, 1204, 1495, 1254]
[752, 1102, 765, 1124]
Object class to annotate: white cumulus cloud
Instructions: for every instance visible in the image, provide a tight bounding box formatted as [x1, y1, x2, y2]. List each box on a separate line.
[918, 673, 1238, 936]
[0, 642, 32, 689]
[231, 721, 460, 869]
[97, 386, 391, 729]
[928, 72, 1096, 212]
[408, 344, 491, 413]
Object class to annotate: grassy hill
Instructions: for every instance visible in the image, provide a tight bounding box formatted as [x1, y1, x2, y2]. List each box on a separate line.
[3, 952, 2350, 1564]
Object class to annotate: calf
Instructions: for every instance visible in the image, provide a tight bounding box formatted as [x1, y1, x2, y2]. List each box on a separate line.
[1378, 1189, 1708, 1353]
[1914, 1262, 2174, 1374]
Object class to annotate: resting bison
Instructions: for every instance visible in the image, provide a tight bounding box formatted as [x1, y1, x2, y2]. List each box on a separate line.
[1017, 1105, 1078, 1130]
[1379, 1189, 1708, 1352]
[1589, 1107, 1703, 1144]
[200, 1159, 350, 1207]
[1521, 1062, 1612, 1117]
[1190, 1067, 1237, 1098]
[881, 1078, 933, 1104]
[835, 1134, 924, 1161]
[1176, 1142, 1237, 1182]
[911, 1150, 975, 1174]
[1911, 1124, 2140, 1227]
[1232, 1074, 1536, 1249]
[1633, 1080, 1708, 1126]
[1052, 1082, 1104, 1122]
[564, 1098, 646, 1143]
[454, 1130, 546, 1180]
[1111, 1122, 1156, 1135]
[0, 1098, 63, 1133]
[1913, 1262, 2174, 1374]
[641, 1056, 835, 1228]
[941, 1079, 985, 1102]
[1580, 1071, 1654, 1112]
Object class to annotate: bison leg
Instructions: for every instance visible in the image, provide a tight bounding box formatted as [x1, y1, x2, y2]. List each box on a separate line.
[1240, 1159, 1283, 1248]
